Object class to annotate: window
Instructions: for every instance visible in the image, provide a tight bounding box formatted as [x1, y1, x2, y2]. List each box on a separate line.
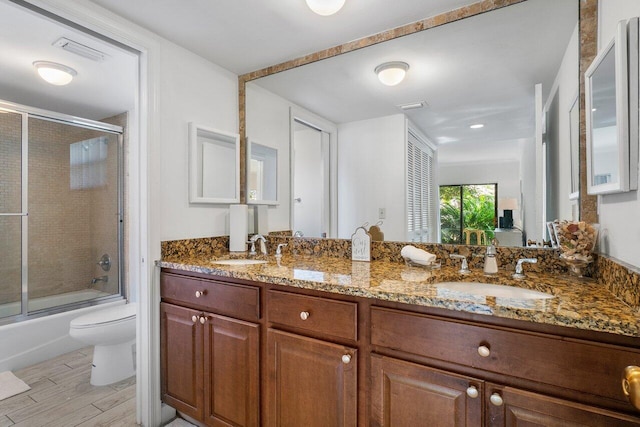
[440, 184, 497, 245]
[406, 129, 436, 242]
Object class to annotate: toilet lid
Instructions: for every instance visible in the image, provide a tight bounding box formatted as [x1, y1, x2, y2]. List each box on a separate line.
[70, 303, 136, 328]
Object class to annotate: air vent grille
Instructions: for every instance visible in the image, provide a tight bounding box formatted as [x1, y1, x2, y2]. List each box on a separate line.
[53, 37, 108, 62]
[398, 101, 427, 111]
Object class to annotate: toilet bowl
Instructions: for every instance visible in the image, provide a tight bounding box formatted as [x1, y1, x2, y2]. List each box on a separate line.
[69, 303, 136, 386]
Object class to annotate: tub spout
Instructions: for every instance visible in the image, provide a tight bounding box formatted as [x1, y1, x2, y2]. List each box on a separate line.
[91, 275, 109, 284]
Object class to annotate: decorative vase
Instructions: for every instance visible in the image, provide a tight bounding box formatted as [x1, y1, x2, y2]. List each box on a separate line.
[552, 221, 599, 278]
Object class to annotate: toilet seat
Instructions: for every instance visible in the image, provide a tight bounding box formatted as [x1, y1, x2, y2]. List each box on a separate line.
[70, 303, 136, 329]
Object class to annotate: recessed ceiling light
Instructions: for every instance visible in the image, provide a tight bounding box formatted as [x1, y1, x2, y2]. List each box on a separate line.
[469, 123, 484, 129]
[375, 61, 409, 86]
[592, 108, 597, 112]
[33, 61, 77, 86]
[305, 0, 346, 16]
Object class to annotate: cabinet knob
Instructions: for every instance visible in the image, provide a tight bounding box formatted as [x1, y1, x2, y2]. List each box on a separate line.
[466, 386, 479, 399]
[300, 311, 310, 320]
[199, 315, 206, 324]
[191, 315, 198, 323]
[490, 392, 504, 406]
[477, 345, 491, 358]
[195, 290, 205, 298]
[623, 366, 640, 410]
[341, 354, 352, 364]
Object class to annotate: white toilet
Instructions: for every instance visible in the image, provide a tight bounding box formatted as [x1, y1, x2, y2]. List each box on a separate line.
[69, 303, 136, 386]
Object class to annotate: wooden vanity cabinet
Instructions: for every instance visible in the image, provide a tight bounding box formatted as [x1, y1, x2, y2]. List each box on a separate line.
[160, 272, 260, 427]
[370, 306, 640, 426]
[265, 290, 358, 427]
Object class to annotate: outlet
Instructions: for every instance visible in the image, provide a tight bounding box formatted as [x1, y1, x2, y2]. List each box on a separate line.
[378, 208, 386, 219]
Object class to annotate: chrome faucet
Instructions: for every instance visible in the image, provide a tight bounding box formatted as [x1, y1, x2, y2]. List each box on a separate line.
[248, 234, 268, 255]
[450, 254, 470, 274]
[513, 258, 537, 279]
[91, 275, 108, 284]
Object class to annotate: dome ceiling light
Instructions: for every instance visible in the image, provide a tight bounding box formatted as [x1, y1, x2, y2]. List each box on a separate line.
[375, 61, 409, 86]
[305, 0, 346, 16]
[33, 61, 77, 86]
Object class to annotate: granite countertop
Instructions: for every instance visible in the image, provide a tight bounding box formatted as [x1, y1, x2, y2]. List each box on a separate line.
[159, 254, 640, 338]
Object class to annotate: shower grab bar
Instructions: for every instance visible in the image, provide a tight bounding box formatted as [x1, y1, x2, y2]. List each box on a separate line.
[0, 213, 28, 216]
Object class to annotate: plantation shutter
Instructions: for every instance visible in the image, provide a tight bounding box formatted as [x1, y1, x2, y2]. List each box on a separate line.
[407, 130, 435, 242]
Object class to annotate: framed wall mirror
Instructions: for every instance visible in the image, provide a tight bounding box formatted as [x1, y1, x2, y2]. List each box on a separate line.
[569, 93, 580, 200]
[585, 18, 639, 195]
[189, 122, 240, 204]
[247, 139, 278, 205]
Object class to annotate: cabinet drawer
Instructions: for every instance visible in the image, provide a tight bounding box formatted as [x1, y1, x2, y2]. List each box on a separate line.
[161, 272, 260, 321]
[371, 306, 640, 405]
[267, 290, 357, 341]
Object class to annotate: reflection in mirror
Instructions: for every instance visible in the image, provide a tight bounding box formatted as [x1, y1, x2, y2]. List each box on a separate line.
[585, 18, 638, 195]
[189, 123, 239, 204]
[569, 93, 580, 201]
[245, 0, 578, 246]
[247, 140, 278, 204]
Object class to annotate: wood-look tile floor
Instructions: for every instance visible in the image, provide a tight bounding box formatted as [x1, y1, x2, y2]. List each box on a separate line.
[0, 347, 138, 427]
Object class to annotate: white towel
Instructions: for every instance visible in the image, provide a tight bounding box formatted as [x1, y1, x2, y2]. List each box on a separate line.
[401, 245, 437, 266]
[0, 371, 30, 401]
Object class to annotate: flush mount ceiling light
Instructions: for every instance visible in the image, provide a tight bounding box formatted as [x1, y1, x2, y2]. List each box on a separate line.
[375, 61, 409, 86]
[33, 61, 77, 86]
[469, 123, 484, 129]
[305, 0, 346, 16]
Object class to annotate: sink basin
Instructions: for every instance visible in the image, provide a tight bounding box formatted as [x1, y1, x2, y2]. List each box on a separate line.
[436, 282, 553, 300]
[211, 259, 268, 266]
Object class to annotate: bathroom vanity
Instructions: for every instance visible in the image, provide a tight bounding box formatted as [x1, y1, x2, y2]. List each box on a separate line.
[159, 251, 640, 427]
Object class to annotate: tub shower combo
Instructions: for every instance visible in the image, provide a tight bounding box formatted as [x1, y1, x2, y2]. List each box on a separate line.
[0, 100, 132, 380]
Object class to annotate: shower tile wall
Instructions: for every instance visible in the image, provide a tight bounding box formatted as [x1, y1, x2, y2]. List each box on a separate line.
[0, 113, 22, 306]
[0, 112, 127, 306]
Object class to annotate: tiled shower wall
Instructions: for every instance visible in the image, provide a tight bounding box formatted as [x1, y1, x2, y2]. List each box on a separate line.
[0, 111, 127, 305]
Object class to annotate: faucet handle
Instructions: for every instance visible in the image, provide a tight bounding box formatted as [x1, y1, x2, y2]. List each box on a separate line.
[450, 254, 470, 274]
[513, 258, 537, 279]
[276, 243, 288, 256]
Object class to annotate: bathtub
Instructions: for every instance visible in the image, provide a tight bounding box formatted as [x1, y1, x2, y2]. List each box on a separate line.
[0, 290, 126, 372]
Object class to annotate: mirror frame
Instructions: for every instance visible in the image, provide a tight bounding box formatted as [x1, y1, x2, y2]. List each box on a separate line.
[584, 19, 637, 195]
[247, 138, 279, 205]
[238, 0, 599, 232]
[189, 122, 240, 204]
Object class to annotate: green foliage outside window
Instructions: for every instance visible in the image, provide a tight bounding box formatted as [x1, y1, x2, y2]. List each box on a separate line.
[440, 184, 496, 245]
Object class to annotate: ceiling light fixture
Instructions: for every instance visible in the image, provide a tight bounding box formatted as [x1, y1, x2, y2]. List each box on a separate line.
[469, 123, 484, 129]
[33, 61, 77, 86]
[305, 0, 346, 16]
[375, 61, 409, 86]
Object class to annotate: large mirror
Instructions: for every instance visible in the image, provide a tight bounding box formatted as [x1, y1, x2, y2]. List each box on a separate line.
[247, 139, 278, 205]
[244, 0, 579, 246]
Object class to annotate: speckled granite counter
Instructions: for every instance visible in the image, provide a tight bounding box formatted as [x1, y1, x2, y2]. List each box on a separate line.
[159, 253, 640, 338]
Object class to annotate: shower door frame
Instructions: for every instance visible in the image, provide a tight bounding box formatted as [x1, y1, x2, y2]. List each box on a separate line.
[0, 99, 125, 323]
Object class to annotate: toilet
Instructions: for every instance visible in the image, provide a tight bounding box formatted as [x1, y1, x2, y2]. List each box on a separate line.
[69, 303, 136, 386]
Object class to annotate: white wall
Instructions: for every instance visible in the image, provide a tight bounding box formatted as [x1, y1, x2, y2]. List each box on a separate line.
[337, 114, 406, 241]
[158, 41, 238, 241]
[596, 1, 640, 267]
[245, 83, 291, 232]
[439, 159, 522, 227]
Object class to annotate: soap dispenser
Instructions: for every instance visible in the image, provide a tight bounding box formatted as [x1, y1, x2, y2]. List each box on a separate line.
[484, 239, 498, 275]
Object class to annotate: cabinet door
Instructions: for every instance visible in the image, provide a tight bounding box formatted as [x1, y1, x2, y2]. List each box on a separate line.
[486, 384, 640, 426]
[203, 313, 260, 427]
[161, 302, 204, 421]
[371, 354, 483, 427]
[266, 329, 357, 427]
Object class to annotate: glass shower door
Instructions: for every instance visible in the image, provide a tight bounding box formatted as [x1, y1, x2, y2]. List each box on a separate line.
[0, 109, 25, 319]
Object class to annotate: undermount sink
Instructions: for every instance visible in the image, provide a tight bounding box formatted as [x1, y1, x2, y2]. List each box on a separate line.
[436, 282, 553, 300]
[211, 259, 268, 266]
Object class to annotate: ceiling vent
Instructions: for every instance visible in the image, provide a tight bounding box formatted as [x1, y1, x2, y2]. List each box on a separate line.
[53, 37, 108, 62]
[398, 101, 427, 111]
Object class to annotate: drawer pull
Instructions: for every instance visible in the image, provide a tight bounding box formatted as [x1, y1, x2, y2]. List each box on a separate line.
[300, 311, 310, 320]
[623, 366, 640, 410]
[341, 354, 352, 364]
[477, 345, 491, 357]
[191, 315, 198, 323]
[195, 290, 205, 298]
[490, 393, 504, 406]
[199, 315, 207, 324]
[466, 386, 479, 399]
